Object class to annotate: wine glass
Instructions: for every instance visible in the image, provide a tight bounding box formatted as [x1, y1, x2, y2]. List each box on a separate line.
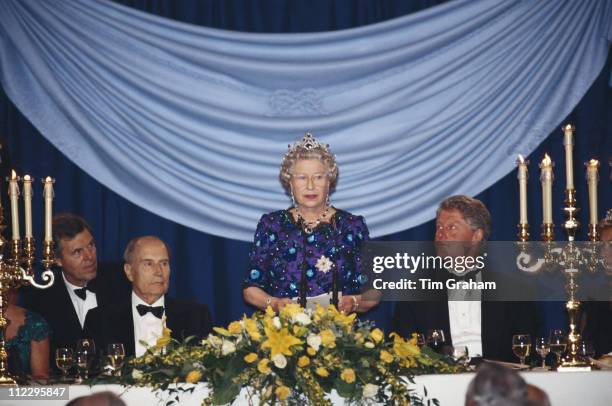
[549, 329, 566, 367]
[75, 338, 96, 380]
[426, 329, 446, 353]
[55, 348, 74, 381]
[512, 334, 531, 366]
[578, 341, 595, 363]
[535, 337, 550, 369]
[106, 343, 125, 376]
[452, 345, 470, 366]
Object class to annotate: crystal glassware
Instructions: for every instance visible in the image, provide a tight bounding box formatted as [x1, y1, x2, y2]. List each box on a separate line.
[106, 343, 125, 376]
[549, 329, 567, 367]
[512, 334, 531, 366]
[75, 338, 96, 380]
[426, 329, 446, 353]
[55, 348, 74, 381]
[535, 337, 550, 369]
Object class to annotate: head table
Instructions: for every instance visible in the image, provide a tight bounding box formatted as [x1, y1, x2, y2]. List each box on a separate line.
[0, 371, 610, 405]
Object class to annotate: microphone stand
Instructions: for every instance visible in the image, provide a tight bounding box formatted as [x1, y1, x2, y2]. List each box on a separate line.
[331, 263, 339, 309]
[299, 228, 308, 308]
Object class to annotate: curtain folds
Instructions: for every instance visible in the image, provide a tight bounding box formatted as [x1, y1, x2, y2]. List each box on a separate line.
[0, 0, 610, 241]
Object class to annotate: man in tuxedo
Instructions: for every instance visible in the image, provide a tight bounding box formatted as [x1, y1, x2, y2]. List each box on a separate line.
[581, 209, 612, 356]
[392, 195, 538, 362]
[84, 236, 212, 357]
[23, 213, 129, 356]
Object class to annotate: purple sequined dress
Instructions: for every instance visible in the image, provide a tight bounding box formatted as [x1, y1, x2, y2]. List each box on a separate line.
[244, 208, 370, 298]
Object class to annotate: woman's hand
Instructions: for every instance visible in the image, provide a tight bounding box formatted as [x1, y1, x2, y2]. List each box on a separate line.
[270, 297, 294, 312]
[339, 295, 360, 314]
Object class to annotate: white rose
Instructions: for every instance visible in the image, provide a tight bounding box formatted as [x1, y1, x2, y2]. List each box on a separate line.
[272, 354, 287, 369]
[307, 334, 322, 352]
[131, 369, 143, 380]
[273, 317, 282, 329]
[221, 340, 236, 355]
[208, 335, 223, 348]
[363, 383, 379, 398]
[292, 312, 311, 326]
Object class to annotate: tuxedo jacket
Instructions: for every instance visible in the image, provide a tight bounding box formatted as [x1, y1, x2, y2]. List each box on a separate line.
[83, 296, 213, 357]
[22, 263, 131, 354]
[392, 269, 540, 362]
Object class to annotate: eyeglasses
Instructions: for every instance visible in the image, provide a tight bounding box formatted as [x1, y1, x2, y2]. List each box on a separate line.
[291, 173, 329, 186]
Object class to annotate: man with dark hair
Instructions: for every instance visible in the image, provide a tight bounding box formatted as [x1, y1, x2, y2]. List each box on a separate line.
[392, 195, 539, 361]
[84, 236, 212, 357]
[23, 213, 130, 359]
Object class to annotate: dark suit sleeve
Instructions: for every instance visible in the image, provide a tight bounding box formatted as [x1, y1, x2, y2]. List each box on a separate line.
[83, 307, 107, 351]
[197, 304, 213, 337]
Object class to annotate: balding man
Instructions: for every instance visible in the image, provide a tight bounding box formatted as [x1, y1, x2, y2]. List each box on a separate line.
[84, 236, 212, 357]
[392, 195, 539, 362]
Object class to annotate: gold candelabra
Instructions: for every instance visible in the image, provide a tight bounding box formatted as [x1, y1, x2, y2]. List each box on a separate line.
[0, 174, 55, 385]
[515, 124, 602, 372]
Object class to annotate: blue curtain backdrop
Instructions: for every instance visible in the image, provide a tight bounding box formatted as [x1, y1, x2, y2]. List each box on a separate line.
[0, 0, 610, 332]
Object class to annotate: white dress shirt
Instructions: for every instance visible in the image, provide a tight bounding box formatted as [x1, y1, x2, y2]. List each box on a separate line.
[447, 271, 483, 357]
[63, 273, 98, 328]
[131, 292, 165, 357]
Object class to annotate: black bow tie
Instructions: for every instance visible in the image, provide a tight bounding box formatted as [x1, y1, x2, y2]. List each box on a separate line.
[73, 286, 95, 300]
[136, 304, 164, 319]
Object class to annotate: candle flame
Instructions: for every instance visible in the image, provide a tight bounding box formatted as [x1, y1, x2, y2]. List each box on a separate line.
[23, 175, 31, 181]
[542, 154, 552, 166]
[587, 159, 599, 168]
[45, 176, 53, 182]
[10, 170, 17, 179]
[564, 124, 573, 131]
[517, 154, 525, 164]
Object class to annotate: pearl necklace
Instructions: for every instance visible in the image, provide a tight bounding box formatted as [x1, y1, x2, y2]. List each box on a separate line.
[296, 206, 330, 234]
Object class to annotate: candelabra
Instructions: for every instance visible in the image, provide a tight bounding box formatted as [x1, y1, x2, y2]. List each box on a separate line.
[0, 174, 55, 385]
[515, 125, 602, 372]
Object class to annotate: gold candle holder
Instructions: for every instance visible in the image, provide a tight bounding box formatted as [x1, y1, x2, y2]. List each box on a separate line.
[517, 223, 529, 242]
[540, 223, 555, 242]
[0, 173, 56, 385]
[587, 224, 599, 242]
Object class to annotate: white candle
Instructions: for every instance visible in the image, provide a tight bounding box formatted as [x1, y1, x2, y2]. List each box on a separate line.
[585, 159, 599, 226]
[517, 155, 528, 225]
[9, 170, 20, 240]
[539, 154, 554, 224]
[23, 175, 33, 239]
[563, 124, 575, 190]
[43, 177, 54, 242]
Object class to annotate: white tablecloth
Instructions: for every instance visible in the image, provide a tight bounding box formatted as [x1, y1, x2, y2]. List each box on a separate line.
[0, 371, 610, 405]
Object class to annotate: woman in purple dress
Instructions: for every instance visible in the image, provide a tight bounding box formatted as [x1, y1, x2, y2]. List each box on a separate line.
[243, 133, 378, 314]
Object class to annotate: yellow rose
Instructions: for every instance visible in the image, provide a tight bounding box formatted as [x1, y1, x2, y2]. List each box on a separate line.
[185, 370, 202, 383]
[280, 303, 302, 319]
[320, 329, 336, 348]
[298, 356, 310, 367]
[243, 317, 261, 342]
[380, 350, 394, 363]
[257, 359, 271, 374]
[307, 347, 317, 356]
[155, 335, 172, 348]
[340, 368, 356, 384]
[244, 353, 258, 363]
[370, 328, 384, 344]
[228, 321, 242, 335]
[315, 367, 329, 377]
[213, 327, 231, 337]
[292, 325, 308, 337]
[275, 385, 291, 401]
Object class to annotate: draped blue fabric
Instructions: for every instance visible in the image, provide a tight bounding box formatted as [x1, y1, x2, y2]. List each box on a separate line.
[0, 0, 610, 241]
[1, 0, 611, 334]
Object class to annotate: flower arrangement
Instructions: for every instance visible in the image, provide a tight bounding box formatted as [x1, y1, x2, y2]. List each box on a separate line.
[128, 305, 463, 405]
